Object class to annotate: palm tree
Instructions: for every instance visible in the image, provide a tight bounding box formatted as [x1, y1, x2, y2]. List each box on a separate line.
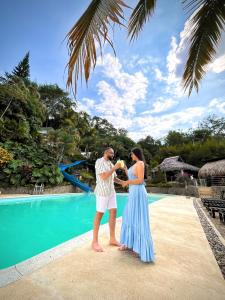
[66, 0, 225, 96]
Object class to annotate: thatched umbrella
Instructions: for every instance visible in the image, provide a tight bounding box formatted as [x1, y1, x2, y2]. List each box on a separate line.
[199, 159, 225, 177]
[158, 156, 199, 172]
[152, 156, 199, 182]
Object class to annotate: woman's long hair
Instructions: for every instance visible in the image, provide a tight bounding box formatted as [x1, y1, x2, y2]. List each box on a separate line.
[131, 147, 148, 180]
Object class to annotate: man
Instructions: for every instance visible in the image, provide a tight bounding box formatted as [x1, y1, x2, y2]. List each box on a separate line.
[92, 147, 123, 252]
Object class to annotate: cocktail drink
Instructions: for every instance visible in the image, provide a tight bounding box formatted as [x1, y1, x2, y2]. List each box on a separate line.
[117, 159, 125, 168]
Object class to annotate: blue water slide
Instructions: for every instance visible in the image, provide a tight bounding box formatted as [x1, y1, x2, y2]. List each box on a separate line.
[58, 160, 92, 193]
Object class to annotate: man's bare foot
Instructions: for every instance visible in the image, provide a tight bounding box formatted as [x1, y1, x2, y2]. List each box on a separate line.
[92, 241, 104, 252]
[118, 244, 128, 251]
[109, 239, 120, 247]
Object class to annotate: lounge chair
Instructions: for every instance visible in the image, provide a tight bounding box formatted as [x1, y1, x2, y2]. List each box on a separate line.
[201, 191, 225, 223]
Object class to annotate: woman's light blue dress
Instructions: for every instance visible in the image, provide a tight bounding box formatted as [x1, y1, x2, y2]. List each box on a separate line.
[120, 166, 155, 263]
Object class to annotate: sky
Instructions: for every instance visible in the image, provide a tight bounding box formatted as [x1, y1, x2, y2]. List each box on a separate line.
[1, 0, 225, 141]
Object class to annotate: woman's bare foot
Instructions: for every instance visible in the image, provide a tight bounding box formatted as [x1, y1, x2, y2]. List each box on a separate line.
[119, 246, 139, 257]
[118, 244, 128, 251]
[129, 250, 139, 258]
[109, 239, 121, 247]
[92, 241, 104, 252]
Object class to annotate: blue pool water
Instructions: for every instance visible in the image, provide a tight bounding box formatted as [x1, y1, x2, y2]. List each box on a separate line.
[0, 193, 166, 269]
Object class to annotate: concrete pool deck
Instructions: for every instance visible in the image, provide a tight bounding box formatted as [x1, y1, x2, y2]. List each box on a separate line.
[0, 195, 225, 299]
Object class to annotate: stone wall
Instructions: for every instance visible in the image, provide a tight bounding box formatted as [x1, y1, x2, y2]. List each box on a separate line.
[147, 185, 199, 197]
[211, 186, 225, 197]
[44, 185, 77, 194]
[147, 185, 224, 197]
[0, 185, 78, 195]
[0, 186, 31, 194]
[2, 184, 222, 198]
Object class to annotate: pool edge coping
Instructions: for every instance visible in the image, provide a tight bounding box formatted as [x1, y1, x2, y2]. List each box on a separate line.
[0, 194, 172, 288]
[0, 219, 119, 288]
[0, 192, 173, 202]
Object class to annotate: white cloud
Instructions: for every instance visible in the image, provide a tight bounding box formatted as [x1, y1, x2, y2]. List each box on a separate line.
[125, 55, 160, 70]
[78, 49, 224, 141]
[150, 23, 191, 98]
[94, 53, 149, 118]
[77, 97, 95, 114]
[129, 98, 225, 140]
[128, 106, 206, 141]
[208, 98, 225, 113]
[142, 97, 178, 114]
[208, 54, 225, 73]
[154, 68, 167, 81]
[162, 18, 193, 97]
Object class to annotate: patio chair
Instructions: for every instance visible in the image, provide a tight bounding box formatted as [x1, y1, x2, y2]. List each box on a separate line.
[218, 208, 225, 223]
[33, 183, 44, 195]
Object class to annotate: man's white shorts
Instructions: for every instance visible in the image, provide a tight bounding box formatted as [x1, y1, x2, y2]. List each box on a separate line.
[96, 193, 117, 213]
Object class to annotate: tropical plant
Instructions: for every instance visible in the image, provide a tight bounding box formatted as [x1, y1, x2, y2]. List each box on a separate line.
[32, 165, 64, 185]
[1, 159, 24, 186]
[0, 146, 13, 167]
[66, 0, 225, 96]
[79, 170, 95, 185]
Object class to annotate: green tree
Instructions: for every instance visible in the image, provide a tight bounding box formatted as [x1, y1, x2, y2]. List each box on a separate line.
[199, 115, 225, 137]
[46, 128, 80, 163]
[91, 116, 118, 137]
[188, 128, 211, 143]
[164, 130, 187, 146]
[137, 135, 161, 163]
[12, 52, 30, 80]
[38, 84, 76, 128]
[0, 79, 45, 142]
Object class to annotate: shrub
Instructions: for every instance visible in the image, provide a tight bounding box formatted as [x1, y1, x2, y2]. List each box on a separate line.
[0, 146, 13, 167]
[148, 182, 172, 188]
[176, 173, 192, 185]
[151, 169, 166, 184]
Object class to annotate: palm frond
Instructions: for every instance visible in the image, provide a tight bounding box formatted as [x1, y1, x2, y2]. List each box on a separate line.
[182, 0, 205, 15]
[66, 0, 129, 94]
[182, 0, 225, 96]
[128, 0, 156, 41]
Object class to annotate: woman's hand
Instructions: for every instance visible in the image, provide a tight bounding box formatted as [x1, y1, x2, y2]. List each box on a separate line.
[122, 180, 129, 188]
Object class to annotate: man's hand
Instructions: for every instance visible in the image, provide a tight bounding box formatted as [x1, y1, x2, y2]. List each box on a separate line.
[99, 162, 121, 181]
[113, 162, 122, 170]
[123, 164, 128, 171]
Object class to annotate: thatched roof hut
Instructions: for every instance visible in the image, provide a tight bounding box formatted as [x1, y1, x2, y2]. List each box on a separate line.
[153, 156, 199, 172]
[199, 159, 225, 177]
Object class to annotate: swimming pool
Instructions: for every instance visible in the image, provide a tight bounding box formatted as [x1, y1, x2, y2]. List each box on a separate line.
[0, 193, 165, 269]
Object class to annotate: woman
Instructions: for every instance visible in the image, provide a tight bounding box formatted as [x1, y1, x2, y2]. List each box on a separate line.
[119, 147, 155, 263]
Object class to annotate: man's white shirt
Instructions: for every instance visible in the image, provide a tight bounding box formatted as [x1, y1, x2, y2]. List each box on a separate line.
[94, 157, 116, 197]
